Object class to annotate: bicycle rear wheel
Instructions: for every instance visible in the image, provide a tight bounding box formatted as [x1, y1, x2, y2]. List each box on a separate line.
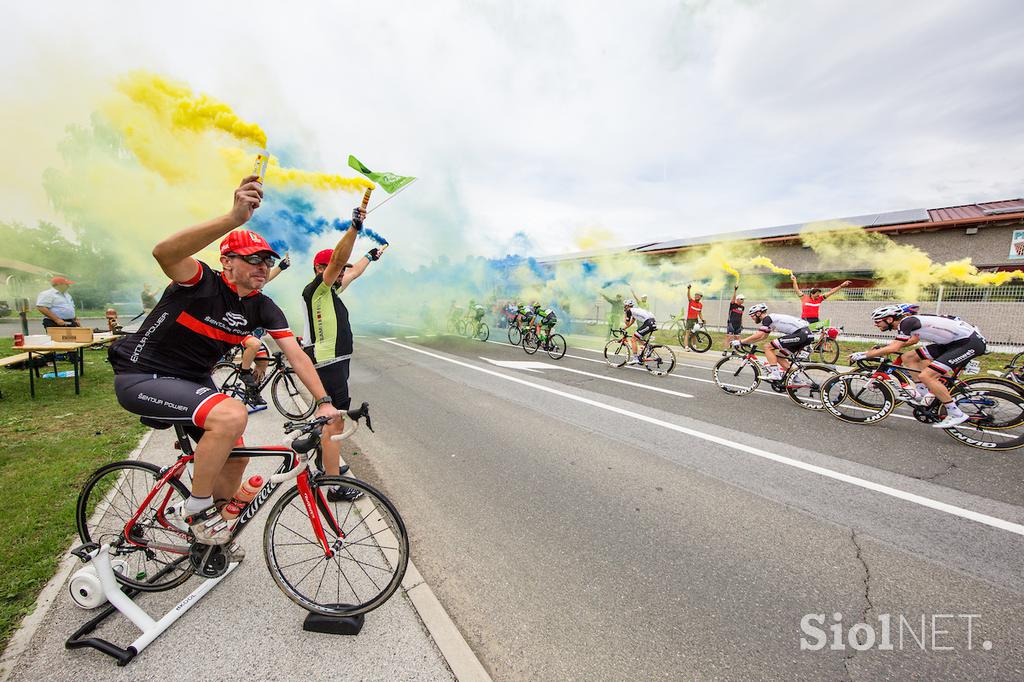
[785, 363, 838, 410]
[76, 461, 193, 592]
[812, 338, 840, 365]
[264, 476, 408, 617]
[475, 322, 490, 342]
[523, 330, 540, 354]
[643, 346, 671, 376]
[508, 325, 522, 345]
[546, 334, 567, 360]
[820, 374, 896, 424]
[713, 355, 760, 395]
[212, 361, 245, 400]
[455, 319, 467, 337]
[271, 368, 315, 419]
[604, 339, 630, 367]
[688, 331, 712, 353]
[942, 388, 1024, 450]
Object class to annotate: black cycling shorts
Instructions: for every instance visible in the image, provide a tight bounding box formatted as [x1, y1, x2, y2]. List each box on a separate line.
[634, 319, 657, 338]
[771, 327, 812, 353]
[726, 321, 743, 335]
[316, 359, 351, 410]
[114, 373, 227, 429]
[916, 333, 987, 374]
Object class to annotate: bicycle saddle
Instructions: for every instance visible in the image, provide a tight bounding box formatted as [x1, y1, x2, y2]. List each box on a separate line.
[139, 417, 173, 430]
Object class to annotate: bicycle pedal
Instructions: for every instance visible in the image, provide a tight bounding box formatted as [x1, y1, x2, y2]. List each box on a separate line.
[247, 404, 269, 414]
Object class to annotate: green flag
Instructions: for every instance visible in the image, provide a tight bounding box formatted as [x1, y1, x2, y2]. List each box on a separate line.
[347, 155, 416, 194]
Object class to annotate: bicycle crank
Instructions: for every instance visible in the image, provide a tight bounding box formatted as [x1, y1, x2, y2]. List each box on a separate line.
[769, 380, 786, 393]
[189, 543, 229, 579]
[912, 406, 942, 424]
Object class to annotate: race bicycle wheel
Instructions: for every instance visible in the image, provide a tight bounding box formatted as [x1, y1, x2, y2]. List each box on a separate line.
[546, 334, 567, 360]
[475, 322, 490, 342]
[940, 388, 1024, 451]
[604, 339, 631, 367]
[213, 364, 248, 402]
[676, 329, 686, 348]
[76, 461, 193, 592]
[820, 374, 897, 424]
[688, 330, 713, 354]
[811, 338, 840, 365]
[271, 368, 315, 419]
[523, 330, 540, 355]
[455, 319, 468, 337]
[264, 476, 408, 617]
[784, 362, 838, 410]
[643, 346, 671, 376]
[960, 376, 1024, 400]
[508, 325, 522, 345]
[713, 355, 760, 395]
[657, 344, 676, 374]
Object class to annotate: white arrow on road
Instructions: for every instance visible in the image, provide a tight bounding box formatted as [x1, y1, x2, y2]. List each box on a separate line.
[480, 357, 694, 398]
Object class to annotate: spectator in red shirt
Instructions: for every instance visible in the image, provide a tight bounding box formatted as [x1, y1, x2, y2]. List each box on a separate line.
[790, 275, 850, 326]
[683, 283, 705, 351]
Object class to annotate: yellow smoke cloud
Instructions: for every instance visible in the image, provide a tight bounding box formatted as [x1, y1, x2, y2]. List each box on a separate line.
[748, 255, 792, 276]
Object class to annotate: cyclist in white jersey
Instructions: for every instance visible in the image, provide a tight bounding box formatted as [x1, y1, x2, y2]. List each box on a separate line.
[622, 298, 656, 365]
[731, 304, 811, 380]
[850, 305, 986, 428]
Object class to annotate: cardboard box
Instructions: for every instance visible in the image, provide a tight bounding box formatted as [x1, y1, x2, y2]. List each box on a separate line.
[47, 327, 94, 343]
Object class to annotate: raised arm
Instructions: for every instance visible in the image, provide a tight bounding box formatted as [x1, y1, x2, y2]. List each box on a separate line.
[686, 283, 694, 303]
[823, 280, 852, 300]
[340, 245, 386, 290]
[789, 274, 803, 297]
[730, 285, 738, 304]
[322, 207, 365, 286]
[266, 253, 290, 283]
[151, 176, 263, 282]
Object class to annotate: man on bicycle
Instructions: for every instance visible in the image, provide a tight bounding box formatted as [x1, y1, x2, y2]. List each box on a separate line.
[850, 305, 987, 429]
[622, 298, 656, 365]
[531, 303, 557, 348]
[682, 284, 705, 351]
[731, 304, 811, 381]
[790, 274, 851, 327]
[109, 175, 341, 550]
[302, 217, 386, 502]
[723, 285, 745, 356]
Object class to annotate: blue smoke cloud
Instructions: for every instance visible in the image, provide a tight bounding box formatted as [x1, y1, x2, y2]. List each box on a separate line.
[249, 191, 388, 252]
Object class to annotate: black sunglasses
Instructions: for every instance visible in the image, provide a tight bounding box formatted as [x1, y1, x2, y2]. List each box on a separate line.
[229, 253, 277, 266]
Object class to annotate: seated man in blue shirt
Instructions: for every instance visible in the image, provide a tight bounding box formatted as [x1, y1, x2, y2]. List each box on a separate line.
[36, 276, 80, 328]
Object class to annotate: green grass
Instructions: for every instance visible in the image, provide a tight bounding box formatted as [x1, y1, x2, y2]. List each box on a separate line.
[0, 339, 144, 651]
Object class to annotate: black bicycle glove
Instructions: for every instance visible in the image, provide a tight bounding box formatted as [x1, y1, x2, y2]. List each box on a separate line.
[367, 248, 381, 261]
[278, 256, 290, 271]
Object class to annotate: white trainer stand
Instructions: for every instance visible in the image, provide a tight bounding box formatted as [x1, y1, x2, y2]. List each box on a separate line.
[66, 543, 239, 666]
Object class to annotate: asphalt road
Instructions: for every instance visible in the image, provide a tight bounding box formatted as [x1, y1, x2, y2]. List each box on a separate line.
[342, 327, 1024, 680]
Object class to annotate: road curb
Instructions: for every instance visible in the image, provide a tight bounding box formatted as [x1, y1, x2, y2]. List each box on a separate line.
[0, 429, 153, 682]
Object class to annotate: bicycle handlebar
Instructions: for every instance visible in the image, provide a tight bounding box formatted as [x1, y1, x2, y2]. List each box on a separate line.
[271, 403, 374, 484]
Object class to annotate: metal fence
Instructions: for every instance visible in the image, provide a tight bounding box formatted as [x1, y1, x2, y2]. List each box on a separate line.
[583, 286, 1024, 347]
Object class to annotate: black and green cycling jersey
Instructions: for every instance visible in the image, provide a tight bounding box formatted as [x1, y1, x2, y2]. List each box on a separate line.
[534, 308, 557, 325]
[301, 274, 352, 367]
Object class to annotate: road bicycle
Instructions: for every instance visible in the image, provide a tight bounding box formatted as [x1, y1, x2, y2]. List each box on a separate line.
[74, 405, 409, 617]
[522, 326, 567, 360]
[712, 343, 838, 410]
[212, 351, 314, 420]
[603, 329, 676, 376]
[807, 324, 842, 365]
[507, 320, 525, 345]
[680, 321, 713, 353]
[461, 317, 489, 342]
[820, 358, 1024, 451]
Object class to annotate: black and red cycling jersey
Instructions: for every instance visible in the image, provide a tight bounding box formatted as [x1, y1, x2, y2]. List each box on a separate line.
[109, 261, 293, 382]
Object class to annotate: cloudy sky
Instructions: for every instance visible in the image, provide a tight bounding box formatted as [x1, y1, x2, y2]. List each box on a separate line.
[3, 0, 1022, 261]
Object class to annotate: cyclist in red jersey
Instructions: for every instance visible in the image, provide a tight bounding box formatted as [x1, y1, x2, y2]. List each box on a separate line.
[790, 274, 850, 326]
[682, 284, 705, 351]
[109, 176, 341, 550]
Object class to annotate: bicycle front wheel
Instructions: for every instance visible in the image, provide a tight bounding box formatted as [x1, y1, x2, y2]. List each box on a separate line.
[812, 338, 840, 365]
[546, 334, 567, 360]
[76, 461, 193, 592]
[604, 339, 630, 367]
[475, 322, 490, 342]
[523, 330, 540, 355]
[785, 363, 838, 410]
[688, 331, 712, 354]
[508, 325, 522, 345]
[713, 355, 760, 395]
[264, 476, 409, 617]
[271, 368, 315, 419]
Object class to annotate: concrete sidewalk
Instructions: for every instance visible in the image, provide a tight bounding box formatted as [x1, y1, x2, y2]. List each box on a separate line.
[0, 404, 485, 681]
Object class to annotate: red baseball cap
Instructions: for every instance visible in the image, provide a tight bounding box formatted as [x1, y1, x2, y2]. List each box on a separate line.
[219, 230, 280, 258]
[51, 276, 74, 285]
[313, 249, 333, 267]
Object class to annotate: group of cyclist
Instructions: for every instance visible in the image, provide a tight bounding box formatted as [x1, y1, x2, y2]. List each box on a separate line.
[508, 301, 559, 348]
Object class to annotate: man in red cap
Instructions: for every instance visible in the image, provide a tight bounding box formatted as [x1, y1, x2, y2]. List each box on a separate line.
[300, 208, 386, 501]
[36, 276, 80, 328]
[109, 175, 341, 553]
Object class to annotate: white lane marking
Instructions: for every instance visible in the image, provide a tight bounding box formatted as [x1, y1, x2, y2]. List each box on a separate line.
[405, 335, 420, 338]
[381, 338, 1024, 537]
[479, 357, 694, 398]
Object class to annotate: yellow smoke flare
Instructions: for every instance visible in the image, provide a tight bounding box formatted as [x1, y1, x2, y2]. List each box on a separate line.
[219, 148, 373, 192]
[748, 255, 792, 276]
[117, 71, 267, 147]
